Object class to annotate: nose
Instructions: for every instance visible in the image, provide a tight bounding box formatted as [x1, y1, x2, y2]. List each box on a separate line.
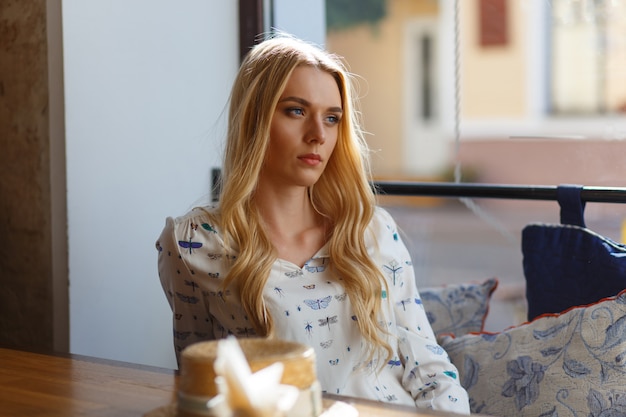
[305, 116, 326, 144]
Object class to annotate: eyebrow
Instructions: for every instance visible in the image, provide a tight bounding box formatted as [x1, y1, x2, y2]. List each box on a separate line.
[279, 96, 343, 114]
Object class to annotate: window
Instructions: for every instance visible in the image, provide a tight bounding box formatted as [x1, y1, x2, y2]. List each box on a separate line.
[550, 0, 626, 115]
[321, 0, 626, 332]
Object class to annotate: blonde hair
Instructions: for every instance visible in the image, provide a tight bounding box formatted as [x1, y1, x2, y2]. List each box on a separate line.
[212, 34, 392, 363]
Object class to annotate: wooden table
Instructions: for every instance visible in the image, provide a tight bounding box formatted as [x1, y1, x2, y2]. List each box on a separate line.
[0, 347, 476, 417]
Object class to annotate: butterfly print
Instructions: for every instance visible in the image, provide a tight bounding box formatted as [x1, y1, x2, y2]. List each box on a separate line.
[207, 272, 219, 278]
[236, 327, 255, 337]
[207, 253, 222, 260]
[304, 295, 332, 310]
[329, 359, 339, 366]
[178, 238, 202, 254]
[305, 264, 326, 273]
[174, 330, 191, 340]
[426, 345, 444, 355]
[274, 287, 285, 297]
[334, 293, 347, 301]
[303, 284, 316, 290]
[320, 340, 333, 349]
[304, 259, 327, 273]
[285, 270, 303, 279]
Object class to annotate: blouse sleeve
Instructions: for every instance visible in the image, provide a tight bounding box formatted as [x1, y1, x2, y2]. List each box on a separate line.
[372, 208, 470, 414]
[156, 215, 216, 366]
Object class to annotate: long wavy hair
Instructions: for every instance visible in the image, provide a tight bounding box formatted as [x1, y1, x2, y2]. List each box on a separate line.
[210, 34, 392, 363]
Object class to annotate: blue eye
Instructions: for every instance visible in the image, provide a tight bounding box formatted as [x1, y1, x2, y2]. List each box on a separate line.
[287, 107, 304, 116]
[326, 115, 341, 124]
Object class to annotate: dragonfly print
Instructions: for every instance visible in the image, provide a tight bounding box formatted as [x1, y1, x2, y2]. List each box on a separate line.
[383, 260, 403, 286]
[304, 321, 313, 337]
[318, 315, 338, 330]
[396, 298, 412, 311]
[178, 238, 202, 254]
[175, 292, 199, 304]
[388, 357, 402, 368]
[209, 290, 230, 302]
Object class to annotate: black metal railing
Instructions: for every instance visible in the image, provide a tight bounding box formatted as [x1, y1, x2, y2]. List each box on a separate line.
[373, 181, 626, 204]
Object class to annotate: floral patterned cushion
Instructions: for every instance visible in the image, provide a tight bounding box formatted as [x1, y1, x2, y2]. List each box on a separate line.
[440, 289, 626, 417]
[420, 278, 498, 337]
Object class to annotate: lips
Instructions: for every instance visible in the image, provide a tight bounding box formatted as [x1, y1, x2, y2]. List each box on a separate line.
[298, 153, 322, 166]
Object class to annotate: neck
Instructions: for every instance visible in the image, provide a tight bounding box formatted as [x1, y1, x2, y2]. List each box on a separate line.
[254, 182, 319, 234]
[253, 180, 329, 267]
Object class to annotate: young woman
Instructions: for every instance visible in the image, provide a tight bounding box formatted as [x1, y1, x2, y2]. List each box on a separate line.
[157, 34, 469, 414]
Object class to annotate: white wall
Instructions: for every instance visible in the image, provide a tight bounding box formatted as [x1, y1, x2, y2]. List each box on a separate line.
[63, 0, 326, 370]
[272, 0, 326, 46]
[63, 1, 238, 369]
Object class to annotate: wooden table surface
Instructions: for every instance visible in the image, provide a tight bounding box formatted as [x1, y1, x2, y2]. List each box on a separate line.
[0, 347, 478, 417]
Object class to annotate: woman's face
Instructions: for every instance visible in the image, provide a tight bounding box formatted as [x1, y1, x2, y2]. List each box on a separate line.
[262, 65, 342, 189]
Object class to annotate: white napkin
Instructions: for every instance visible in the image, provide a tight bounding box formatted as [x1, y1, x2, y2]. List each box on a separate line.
[213, 337, 299, 417]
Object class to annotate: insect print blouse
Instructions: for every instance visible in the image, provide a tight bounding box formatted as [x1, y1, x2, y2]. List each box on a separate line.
[156, 206, 470, 414]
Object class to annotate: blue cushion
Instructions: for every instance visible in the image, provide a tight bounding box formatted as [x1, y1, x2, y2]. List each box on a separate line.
[522, 185, 626, 321]
[522, 223, 626, 320]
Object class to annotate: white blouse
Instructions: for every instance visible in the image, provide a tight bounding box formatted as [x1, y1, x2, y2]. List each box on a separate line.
[156, 206, 469, 414]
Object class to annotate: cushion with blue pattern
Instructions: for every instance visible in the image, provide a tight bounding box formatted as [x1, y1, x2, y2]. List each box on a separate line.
[420, 277, 498, 337]
[440, 289, 626, 416]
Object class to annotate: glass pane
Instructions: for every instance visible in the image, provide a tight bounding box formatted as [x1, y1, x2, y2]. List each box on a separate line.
[324, 0, 626, 332]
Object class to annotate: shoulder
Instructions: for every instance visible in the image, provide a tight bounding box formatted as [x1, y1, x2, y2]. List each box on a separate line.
[368, 206, 399, 236]
[364, 206, 404, 250]
[164, 205, 221, 233]
[158, 205, 224, 247]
